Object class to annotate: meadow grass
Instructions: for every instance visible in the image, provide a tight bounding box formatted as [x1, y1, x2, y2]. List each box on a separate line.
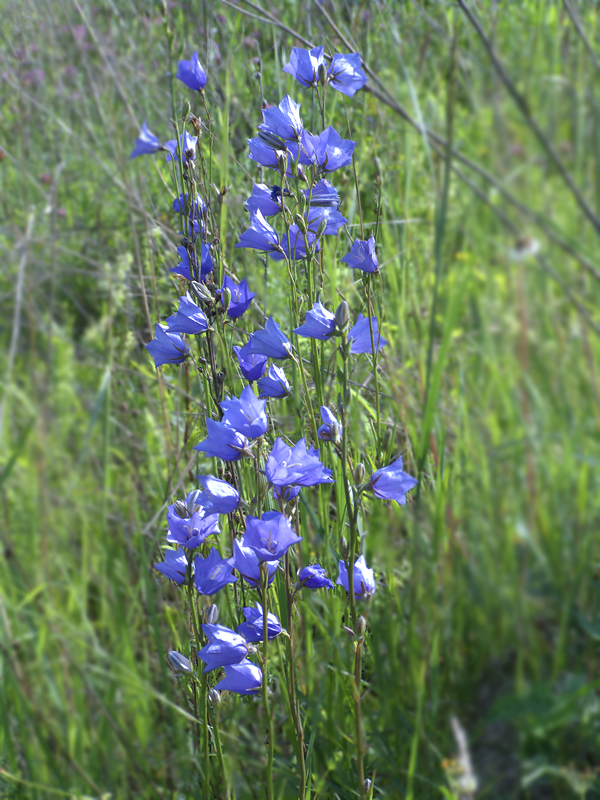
[1, 1, 599, 798]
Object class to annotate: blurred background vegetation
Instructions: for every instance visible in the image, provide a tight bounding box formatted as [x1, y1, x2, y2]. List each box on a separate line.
[1, 0, 599, 797]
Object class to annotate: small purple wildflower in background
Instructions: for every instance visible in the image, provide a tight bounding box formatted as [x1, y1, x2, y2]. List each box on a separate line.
[166, 505, 219, 550]
[165, 131, 198, 163]
[317, 407, 342, 443]
[167, 651, 193, 674]
[194, 548, 237, 595]
[259, 94, 304, 141]
[307, 206, 348, 236]
[308, 126, 356, 174]
[220, 386, 268, 439]
[165, 293, 208, 335]
[220, 275, 255, 319]
[196, 475, 240, 515]
[257, 364, 291, 399]
[270, 226, 320, 262]
[232, 540, 279, 588]
[246, 317, 291, 359]
[368, 457, 418, 505]
[282, 46, 326, 87]
[242, 511, 302, 561]
[293, 299, 336, 340]
[130, 121, 161, 159]
[297, 564, 334, 590]
[194, 418, 249, 462]
[237, 604, 282, 642]
[337, 555, 376, 598]
[328, 53, 367, 97]
[235, 210, 280, 254]
[176, 51, 207, 91]
[198, 624, 249, 673]
[265, 438, 334, 488]
[215, 659, 262, 695]
[341, 237, 379, 273]
[233, 342, 268, 382]
[244, 184, 281, 217]
[348, 314, 388, 354]
[154, 548, 188, 584]
[145, 323, 189, 367]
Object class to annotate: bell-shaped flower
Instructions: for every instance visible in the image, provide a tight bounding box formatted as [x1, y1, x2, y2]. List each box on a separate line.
[245, 317, 291, 359]
[367, 457, 418, 505]
[273, 485, 301, 502]
[170, 244, 213, 282]
[336, 554, 376, 598]
[165, 131, 198, 163]
[130, 121, 161, 159]
[214, 659, 262, 695]
[176, 51, 207, 91]
[166, 504, 219, 550]
[237, 603, 282, 642]
[172, 193, 206, 218]
[165, 293, 208, 335]
[145, 323, 189, 367]
[270, 226, 320, 262]
[265, 437, 334, 488]
[196, 475, 240, 515]
[305, 179, 340, 209]
[194, 418, 249, 462]
[220, 275, 255, 319]
[297, 563, 334, 590]
[317, 407, 342, 443]
[257, 364, 291, 399]
[220, 386, 268, 440]
[347, 314, 387, 354]
[167, 651, 193, 674]
[247, 131, 313, 174]
[307, 206, 348, 236]
[307, 126, 356, 174]
[154, 548, 188, 584]
[327, 53, 367, 97]
[258, 94, 304, 142]
[242, 511, 302, 562]
[232, 539, 279, 588]
[235, 210, 280, 254]
[244, 184, 281, 217]
[341, 237, 378, 273]
[293, 299, 336, 341]
[282, 46, 326, 88]
[198, 624, 249, 673]
[194, 547, 237, 596]
[233, 342, 268, 382]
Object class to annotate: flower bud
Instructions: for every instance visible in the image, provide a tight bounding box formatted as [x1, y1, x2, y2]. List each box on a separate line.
[182, 99, 192, 122]
[209, 688, 221, 705]
[329, 420, 342, 445]
[357, 616, 367, 637]
[293, 214, 308, 233]
[277, 151, 288, 175]
[167, 650, 193, 674]
[364, 778, 372, 793]
[174, 500, 190, 518]
[205, 604, 219, 625]
[297, 193, 307, 214]
[342, 625, 355, 638]
[334, 300, 350, 333]
[382, 427, 394, 451]
[190, 281, 213, 303]
[221, 286, 232, 313]
[354, 463, 366, 485]
[317, 63, 327, 86]
[257, 130, 286, 151]
[315, 217, 328, 239]
[339, 535, 349, 559]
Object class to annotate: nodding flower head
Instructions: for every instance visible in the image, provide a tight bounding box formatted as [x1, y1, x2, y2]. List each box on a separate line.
[194, 548, 237, 596]
[265, 437, 334, 488]
[367, 457, 418, 505]
[193, 418, 250, 462]
[176, 51, 207, 91]
[327, 52, 367, 97]
[336, 555, 376, 599]
[145, 323, 189, 368]
[282, 46, 326, 88]
[241, 511, 302, 562]
[341, 237, 379, 274]
[130, 121, 162, 159]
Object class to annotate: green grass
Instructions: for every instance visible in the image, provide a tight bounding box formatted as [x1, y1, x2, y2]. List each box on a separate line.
[1, 0, 599, 798]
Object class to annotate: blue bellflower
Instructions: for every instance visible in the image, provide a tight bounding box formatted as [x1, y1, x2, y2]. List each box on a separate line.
[170, 244, 213, 282]
[368, 456, 418, 505]
[220, 385, 268, 440]
[166, 506, 219, 550]
[232, 539, 279, 588]
[215, 659, 262, 695]
[165, 131, 198, 163]
[317, 406, 342, 443]
[233, 342, 268, 382]
[244, 183, 282, 217]
[246, 317, 291, 359]
[293, 299, 336, 340]
[337, 554, 376, 598]
[247, 136, 310, 177]
[165, 293, 208, 335]
[154, 548, 188, 584]
[305, 179, 340, 208]
[308, 126, 356, 174]
[220, 275, 255, 319]
[265, 438, 334, 488]
[198, 624, 249, 673]
[146, 323, 189, 367]
[270, 226, 320, 262]
[341, 237, 379, 273]
[130, 121, 161, 159]
[282, 46, 326, 88]
[297, 563, 334, 590]
[167, 650, 193, 674]
[195, 475, 240, 515]
[242, 511, 302, 562]
[176, 51, 207, 91]
[194, 418, 249, 462]
[237, 604, 282, 642]
[194, 547, 237, 595]
[259, 94, 304, 142]
[328, 53, 367, 97]
[348, 314, 388, 354]
[307, 206, 348, 236]
[257, 364, 291, 399]
[172, 193, 206, 218]
[235, 210, 280, 254]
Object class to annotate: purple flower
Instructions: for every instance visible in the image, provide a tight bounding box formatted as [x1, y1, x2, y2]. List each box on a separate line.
[154, 548, 188, 584]
[165, 293, 208, 335]
[307, 206, 348, 236]
[258, 94, 303, 142]
[172, 193, 206, 218]
[220, 386, 268, 439]
[293, 299, 336, 340]
[297, 563, 334, 590]
[194, 418, 249, 462]
[198, 624, 249, 673]
[130, 121, 161, 159]
[282, 46, 326, 88]
[166, 505, 220, 549]
[165, 131, 198, 163]
[196, 475, 240, 515]
[265, 438, 334, 488]
[214, 659, 262, 695]
[242, 511, 302, 562]
[317, 406, 342, 443]
[220, 275, 255, 319]
[257, 364, 291, 399]
[244, 183, 282, 217]
[273, 485, 301, 502]
[307, 126, 356, 174]
[270, 226, 319, 262]
[167, 651, 193, 674]
[347, 314, 387, 354]
[233, 342, 268, 382]
[246, 317, 291, 359]
[327, 53, 367, 97]
[336, 555, 375, 598]
[305, 179, 340, 209]
[232, 539, 279, 588]
[194, 547, 237, 595]
[368, 457, 418, 505]
[145, 323, 189, 367]
[176, 51, 207, 91]
[237, 604, 282, 642]
[247, 132, 313, 174]
[235, 210, 280, 254]
[171, 244, 213, 281]
[341, 237, 378, 273]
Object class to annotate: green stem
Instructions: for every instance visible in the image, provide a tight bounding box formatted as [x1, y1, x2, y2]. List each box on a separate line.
[354, 640, 366, 799]
[285, 552, 306, 798]
[261, 565, 274, 800]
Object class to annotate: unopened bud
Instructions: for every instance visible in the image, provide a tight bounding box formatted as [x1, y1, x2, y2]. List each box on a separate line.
[354, 463, 366, 485]
[209, 688, 221, 705]
[343, 388, 351, 408]
[221, 286, 232, 312]
[364, 778, 372, 793]
[342, 625, 355, 638]
[329, 420, 342, 444]
[315, 217, 328, 239]
[182, 99, 191, 122]
[205, 604, 219, 625]
[317, 63, 327, 86]
[293, 214, 308, 233]
[334, 300, 350, 333]
[190, 280, 213, 303]
[357, 616, 367, 637]
[382, 427, 394, 451]
[297, 193, 307, 214]
[257, 129, 286, 151]
[174, 500, 190, 518]
[277, 151, 288, 175]
[167, 650, 193, 674]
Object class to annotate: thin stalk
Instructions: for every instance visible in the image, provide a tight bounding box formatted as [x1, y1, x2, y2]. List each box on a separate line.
[285, 552, 306, 798]
[354, 640, 365, 799]
[261, 565, 275, 800]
